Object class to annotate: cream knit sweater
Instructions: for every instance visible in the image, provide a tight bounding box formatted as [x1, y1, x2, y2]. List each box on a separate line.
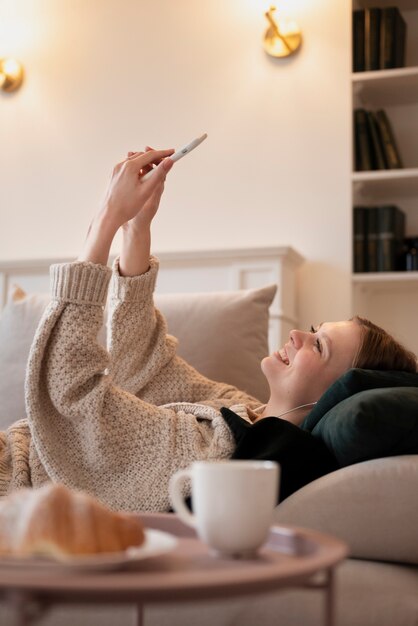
[0, 257, 259, 512]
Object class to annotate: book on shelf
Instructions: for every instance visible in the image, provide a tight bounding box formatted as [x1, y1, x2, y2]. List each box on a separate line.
[354, 108, 403, 171]
[353, 9, 365, 72]
[352, 6, 406, 72]
[404, 237, 418, 271]
[380, 7, 407, 70]
[353, 205, 406, 272]
[353, 206, 368, 272]
[352, 206, 378, 271]
[366, 207, 379, 272]
[376, 205, 406, 271]
[365, 111, 387, 169]
[375, 109, 403, 169]
[354, 109, 373, 171]
[365, 8, 381, 71]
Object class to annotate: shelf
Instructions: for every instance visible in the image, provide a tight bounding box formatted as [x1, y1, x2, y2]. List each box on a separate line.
[352, 271, 418, 291]
[353, 271, 418, 282]
[353, 67, 418, 106]
[354, 0, 418, 9]
[352, 167, 418, 198]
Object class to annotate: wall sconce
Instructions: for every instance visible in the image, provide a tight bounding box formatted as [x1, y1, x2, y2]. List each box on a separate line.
[263, 6, 302, 58]
[0, 58, 24, 92]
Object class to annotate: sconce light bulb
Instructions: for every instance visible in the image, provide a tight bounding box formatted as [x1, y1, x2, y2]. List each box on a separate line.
[0, 58, 24, 92]
[263, 6, 302, 58]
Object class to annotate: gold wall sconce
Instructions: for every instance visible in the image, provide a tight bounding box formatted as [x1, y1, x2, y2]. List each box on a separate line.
[0, 58, 24, 92]
[263, 6, 302, 58]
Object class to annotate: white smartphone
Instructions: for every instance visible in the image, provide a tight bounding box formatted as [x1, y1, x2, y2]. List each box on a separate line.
[141, 133, 208, 181]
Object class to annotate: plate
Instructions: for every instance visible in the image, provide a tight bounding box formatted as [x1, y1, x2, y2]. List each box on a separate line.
[0, 529, 178, 572]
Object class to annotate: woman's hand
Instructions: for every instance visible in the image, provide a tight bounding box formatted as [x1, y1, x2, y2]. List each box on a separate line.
[78, 148, 174, 267]
[118, 147, 174, 277]
[104, 148, 174, 231]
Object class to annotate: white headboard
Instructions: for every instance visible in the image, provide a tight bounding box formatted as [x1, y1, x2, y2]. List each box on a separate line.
[0, 247, 304, 352]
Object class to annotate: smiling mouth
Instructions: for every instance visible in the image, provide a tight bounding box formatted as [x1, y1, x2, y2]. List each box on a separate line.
[274, 349, 290, 366]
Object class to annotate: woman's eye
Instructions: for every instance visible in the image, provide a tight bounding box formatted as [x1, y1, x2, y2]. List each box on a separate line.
[310, 325, 322, 354]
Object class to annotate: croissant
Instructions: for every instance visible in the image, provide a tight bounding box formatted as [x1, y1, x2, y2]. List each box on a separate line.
[0, 483, 145, 558]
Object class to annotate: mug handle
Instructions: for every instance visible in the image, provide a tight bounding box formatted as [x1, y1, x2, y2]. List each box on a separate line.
[169, 468, 196, 528]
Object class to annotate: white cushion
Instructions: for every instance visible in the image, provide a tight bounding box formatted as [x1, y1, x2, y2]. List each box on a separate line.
[273, 455, 418, 565]
[0, 284, 276, 429]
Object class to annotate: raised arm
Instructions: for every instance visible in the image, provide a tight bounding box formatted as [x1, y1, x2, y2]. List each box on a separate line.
[107, 256, 261, 406]
[105, 147, 179, 393]
[106, 150, 261, 406]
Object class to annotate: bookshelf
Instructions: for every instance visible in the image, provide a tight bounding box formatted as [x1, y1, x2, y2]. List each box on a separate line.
[352, 0, 418, 353]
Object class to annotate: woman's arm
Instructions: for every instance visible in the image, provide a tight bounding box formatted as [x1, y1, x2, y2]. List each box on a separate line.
[25, 261, 236, 512]
[107, 257, 261, 406]
[106, 152, 261, 406]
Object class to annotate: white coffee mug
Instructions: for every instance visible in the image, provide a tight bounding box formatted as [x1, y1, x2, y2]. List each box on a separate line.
[169, 460, 280, 557]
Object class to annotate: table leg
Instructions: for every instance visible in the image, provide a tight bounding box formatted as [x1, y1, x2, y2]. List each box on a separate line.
[324, 568, 335, 626]
[6, 591, 47, 626]
[136, 603, 144, 626]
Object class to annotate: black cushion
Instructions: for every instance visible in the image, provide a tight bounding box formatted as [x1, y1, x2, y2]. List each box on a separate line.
[302, 368, 418, 432]
[311, 387, 418, 466]
[302, 369, 418, 467]
[221, 408, 338, 502]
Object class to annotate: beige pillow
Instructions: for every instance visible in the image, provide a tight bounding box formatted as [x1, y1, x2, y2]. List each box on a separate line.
[0, 284, 276, 429]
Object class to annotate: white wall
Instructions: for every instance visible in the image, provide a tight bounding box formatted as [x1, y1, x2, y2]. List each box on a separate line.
[0, 0, 351, 332]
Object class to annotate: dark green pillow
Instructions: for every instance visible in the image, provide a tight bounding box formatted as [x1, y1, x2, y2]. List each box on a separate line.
[302, 369, 418, 467]
[302, 368, 418, 431]
[312, 387, 418, 466]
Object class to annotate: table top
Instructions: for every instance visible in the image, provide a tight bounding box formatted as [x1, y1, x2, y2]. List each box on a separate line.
[0, 513, 348, 604]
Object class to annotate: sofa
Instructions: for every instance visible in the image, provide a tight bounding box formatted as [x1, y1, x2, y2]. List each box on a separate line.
[0, 283, 417, 626]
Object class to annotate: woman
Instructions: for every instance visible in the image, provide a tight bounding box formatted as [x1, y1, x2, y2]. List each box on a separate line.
[1, 148, 416, 511]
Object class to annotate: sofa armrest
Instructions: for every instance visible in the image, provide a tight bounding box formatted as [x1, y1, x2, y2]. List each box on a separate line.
[273, 455, 418, 565]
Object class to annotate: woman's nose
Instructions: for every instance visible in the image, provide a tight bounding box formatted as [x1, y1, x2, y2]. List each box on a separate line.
[289, 329, 307, 349]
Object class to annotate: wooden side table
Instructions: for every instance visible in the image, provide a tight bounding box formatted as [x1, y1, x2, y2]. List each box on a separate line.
[0, 513, 348, 626]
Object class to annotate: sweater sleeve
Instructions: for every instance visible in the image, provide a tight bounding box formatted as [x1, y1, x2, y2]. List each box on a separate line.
[107, 256, 261, 408]
[24, 261, 236, 513]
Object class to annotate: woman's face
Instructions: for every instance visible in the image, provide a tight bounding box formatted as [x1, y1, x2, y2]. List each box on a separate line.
[261, 321, 362, 408]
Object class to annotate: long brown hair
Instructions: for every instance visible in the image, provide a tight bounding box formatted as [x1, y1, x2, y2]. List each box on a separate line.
[351, 316, 417, 373]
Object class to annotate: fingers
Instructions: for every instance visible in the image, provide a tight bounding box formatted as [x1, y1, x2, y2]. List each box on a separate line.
[127, 147, 152, 156]
[129, 148, 174, 168]
[127, 147, 152, 157]
[141, 146, 168, 177]
[136, 160, 172, 193]
[149, 157, 174, 181]
[115, 148, 174, 190]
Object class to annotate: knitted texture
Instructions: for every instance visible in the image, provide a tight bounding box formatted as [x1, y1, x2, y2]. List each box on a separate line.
[1, 257, 260, 512]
